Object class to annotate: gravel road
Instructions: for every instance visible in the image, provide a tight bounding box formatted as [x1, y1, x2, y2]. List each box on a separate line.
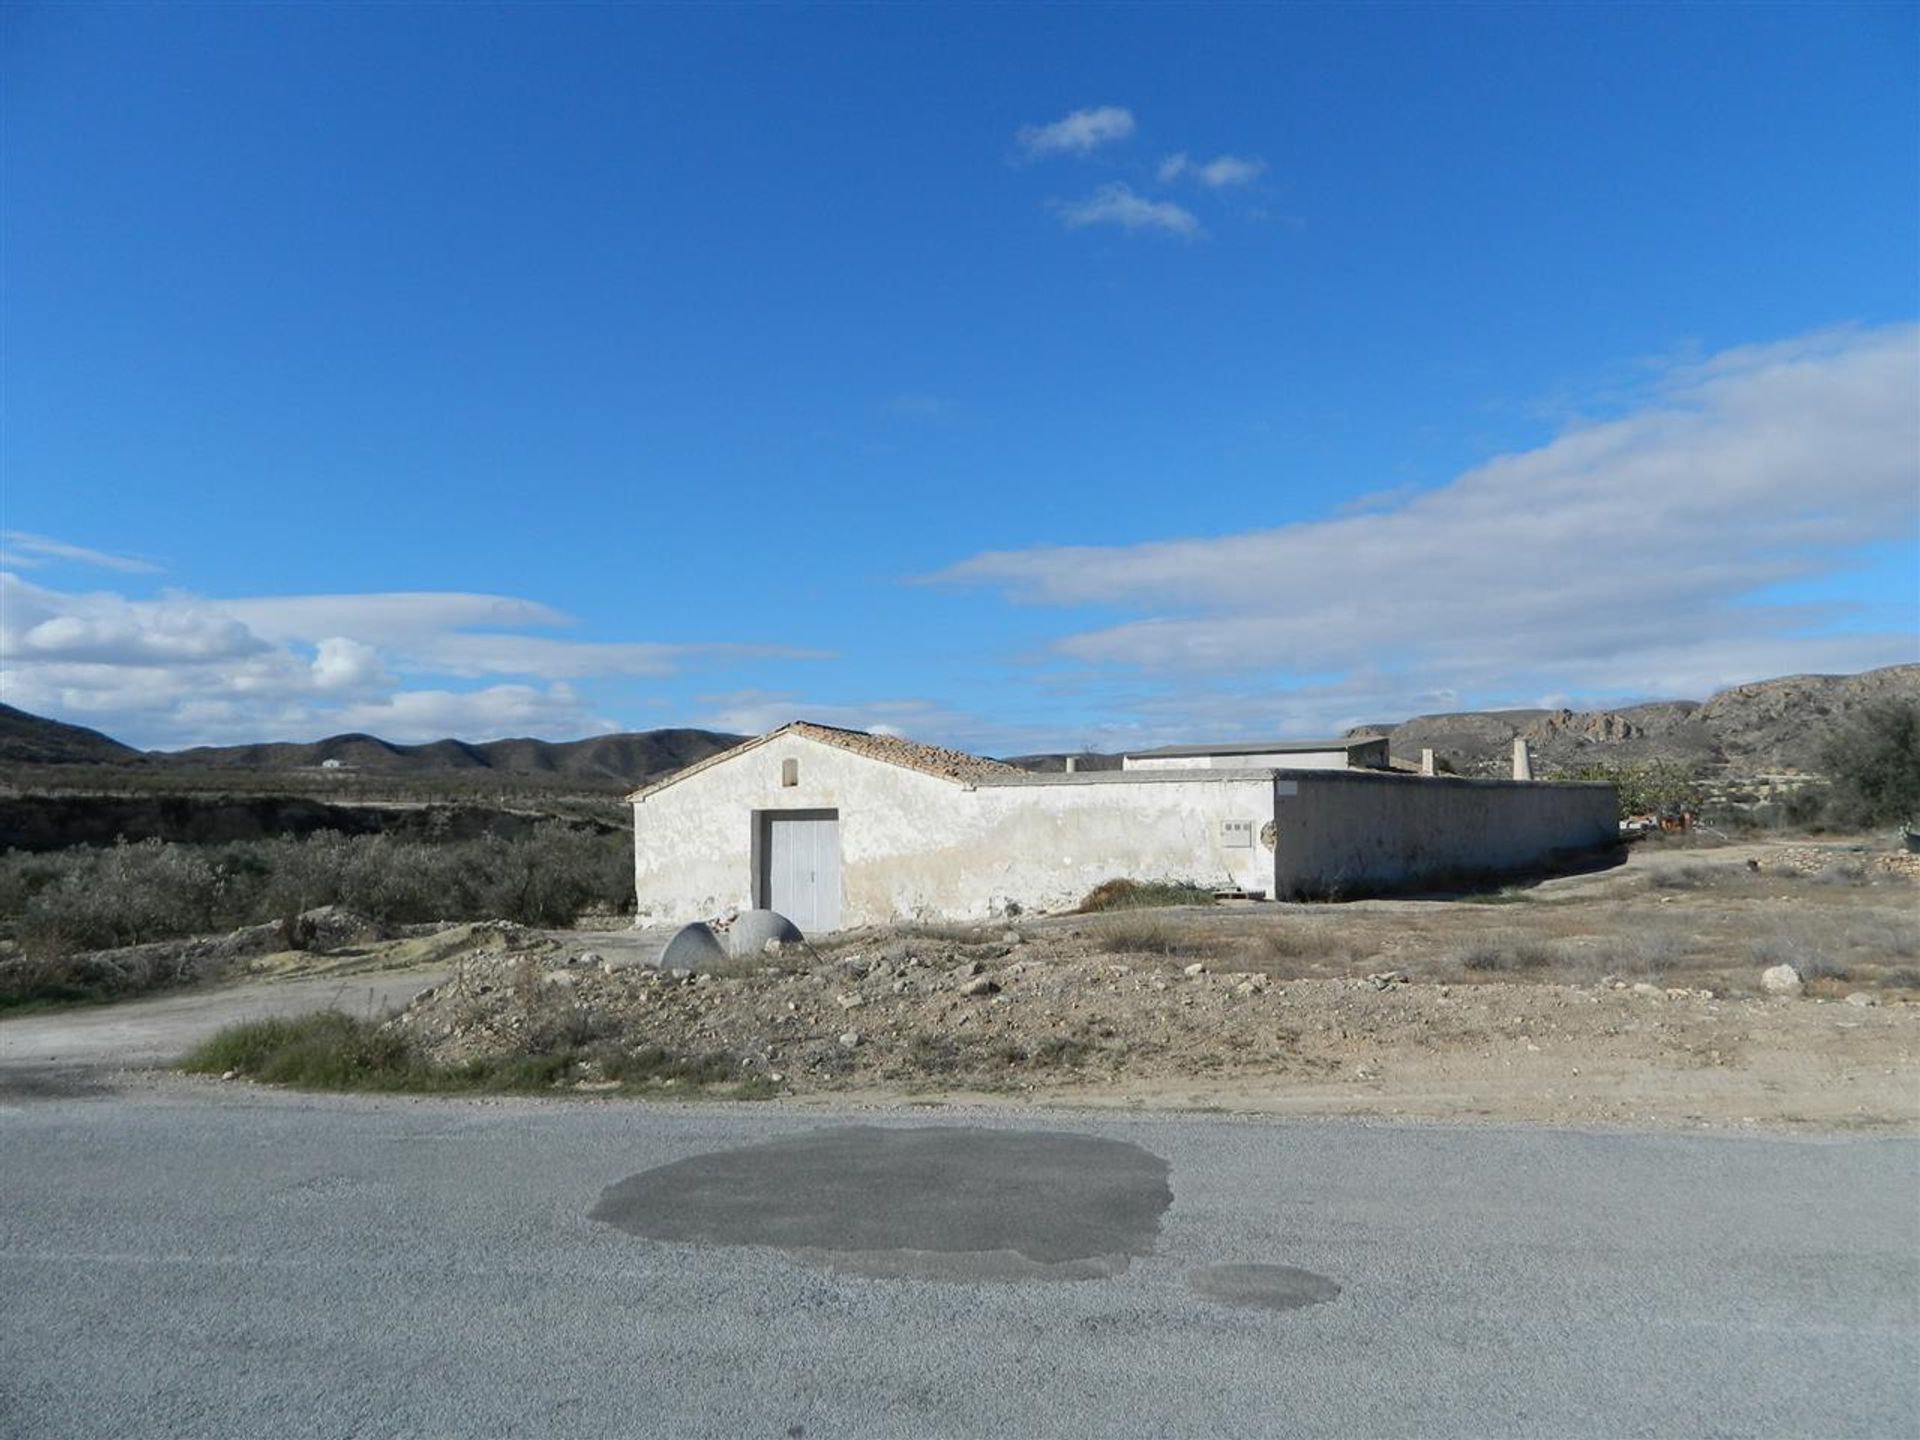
[3, 1087, 1915, 1439]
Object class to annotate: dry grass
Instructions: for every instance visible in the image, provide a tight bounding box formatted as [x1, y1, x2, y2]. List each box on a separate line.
[1091, 914, 1236, 959]
[1030, 837, 1915, 998]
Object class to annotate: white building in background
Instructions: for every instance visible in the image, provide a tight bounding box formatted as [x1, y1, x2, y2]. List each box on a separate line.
[1121, 736, 1390, 772]
[627, 721, 1616, 932]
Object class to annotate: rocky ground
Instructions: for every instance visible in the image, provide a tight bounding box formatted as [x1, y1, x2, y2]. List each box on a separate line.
[374, 834, 1920, 1129]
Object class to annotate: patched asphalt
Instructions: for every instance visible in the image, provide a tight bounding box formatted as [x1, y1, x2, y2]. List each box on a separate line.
[2, 1092, 1916, 1439]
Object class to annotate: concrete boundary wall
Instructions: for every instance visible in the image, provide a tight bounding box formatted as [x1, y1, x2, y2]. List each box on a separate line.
[1273, 770, 1618, 897]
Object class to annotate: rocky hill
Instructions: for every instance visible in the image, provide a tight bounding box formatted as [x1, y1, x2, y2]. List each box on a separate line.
[1346, 665, 1920, 776]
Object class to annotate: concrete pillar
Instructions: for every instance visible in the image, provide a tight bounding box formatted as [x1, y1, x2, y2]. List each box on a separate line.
[1511, 737, 1533, 781]
[1420, 748, 1436, 777]
[1064, 756, 1078, 774]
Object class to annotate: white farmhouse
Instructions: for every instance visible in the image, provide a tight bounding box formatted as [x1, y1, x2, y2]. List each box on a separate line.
[628, 722, 1617, 931]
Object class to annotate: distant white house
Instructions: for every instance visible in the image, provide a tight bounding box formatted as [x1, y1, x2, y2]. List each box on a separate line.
[628, 722, 1616, 932]
[1122, 736, 1390, 772]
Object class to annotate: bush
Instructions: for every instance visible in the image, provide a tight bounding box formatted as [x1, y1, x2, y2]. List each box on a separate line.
[1456, 935, 1557, 972]
[0, 824, 633, 959]
[1078, 878, 1216, 913]
[1559, 761, 1705, 821]
[1819, 701, 1920, 828]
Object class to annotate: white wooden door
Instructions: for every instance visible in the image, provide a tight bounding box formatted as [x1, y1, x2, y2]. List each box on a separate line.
[765, 812, 841, 933]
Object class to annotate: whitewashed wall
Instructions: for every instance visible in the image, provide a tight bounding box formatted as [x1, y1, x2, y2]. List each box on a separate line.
[630, 733, 1276, 928]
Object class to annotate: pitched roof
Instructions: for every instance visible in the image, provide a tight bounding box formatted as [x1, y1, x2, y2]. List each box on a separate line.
[627, 720, 1022, 800]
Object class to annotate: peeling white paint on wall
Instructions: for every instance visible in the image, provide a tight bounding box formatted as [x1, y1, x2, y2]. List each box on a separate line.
[629, 724, 1619, 931]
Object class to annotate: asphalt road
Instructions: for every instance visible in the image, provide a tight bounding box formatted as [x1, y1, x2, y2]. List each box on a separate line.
[3, 1085, 1916, 1439]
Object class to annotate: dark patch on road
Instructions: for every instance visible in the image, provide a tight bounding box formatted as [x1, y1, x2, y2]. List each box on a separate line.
[1188, 1263, 1342, 1311]
[0, 1065, 117, 1103]
[591, 1124, 1172, 1281]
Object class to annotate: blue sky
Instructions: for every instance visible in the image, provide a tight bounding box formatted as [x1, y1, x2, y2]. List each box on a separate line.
[4, 2, 1916, 751]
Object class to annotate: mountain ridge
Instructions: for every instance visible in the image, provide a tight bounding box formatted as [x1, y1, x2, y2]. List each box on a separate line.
[4, 662, 1915, 784]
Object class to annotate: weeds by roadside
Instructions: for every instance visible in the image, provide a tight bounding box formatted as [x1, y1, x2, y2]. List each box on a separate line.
[178, 1010, 773, 1098]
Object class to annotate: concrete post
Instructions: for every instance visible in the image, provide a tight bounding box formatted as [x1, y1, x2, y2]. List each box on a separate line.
[1065, 756, 1078, 774]
[1420, 748, 1436, 777]
[1511, 737, 1533, 781]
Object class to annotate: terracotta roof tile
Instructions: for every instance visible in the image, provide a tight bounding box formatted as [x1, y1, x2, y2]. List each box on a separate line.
[784, 721, 1022, 784]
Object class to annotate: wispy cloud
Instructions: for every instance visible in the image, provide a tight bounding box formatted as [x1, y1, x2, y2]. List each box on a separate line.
[1016, 106, 1136, 158]
[1157, 153, 1264, 188]
[0, 531, 162, 574]
[1195, 154, 1264, 187]
[1055, 183, 1200, 237]
[933, 323, 1920, 717]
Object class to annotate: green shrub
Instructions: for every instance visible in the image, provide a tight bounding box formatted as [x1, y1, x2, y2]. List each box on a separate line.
[1, 823, 634, 959]
[1078, 878, 1216, 913]
[180, 1011, 764, 1097]
[1819, 701, 1920, 828]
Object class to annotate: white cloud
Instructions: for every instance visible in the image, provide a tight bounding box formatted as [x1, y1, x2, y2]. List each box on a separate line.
[1055, 183, 1200, 237]
[1017, 105, 1135, 158]
[933, 323, 1920, 719]
[0, 575, 823, 747]
[309, 636, 390, 694]
[1194, 155, 1264, 187]
[1157, 152, 1264, 188]
[0, 531, 162, 574]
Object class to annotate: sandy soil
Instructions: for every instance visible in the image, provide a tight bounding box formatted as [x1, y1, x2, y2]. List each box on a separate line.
[377, 834, 1919, 1131]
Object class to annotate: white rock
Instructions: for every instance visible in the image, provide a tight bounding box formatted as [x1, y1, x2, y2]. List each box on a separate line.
[960, 976, 1000, 997]
[1760, 964, 1804, 997]
[837, 1031, 861, 1048]
[1844, 991, 1877, 1007]
[1183, 963, 1208, 978]
[836, 993, 866, 1010]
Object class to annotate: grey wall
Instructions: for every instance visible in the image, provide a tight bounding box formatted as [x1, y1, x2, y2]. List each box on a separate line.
[1273, 771, 1618, 896]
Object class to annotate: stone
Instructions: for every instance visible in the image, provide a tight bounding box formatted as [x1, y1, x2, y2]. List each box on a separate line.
[1183, 963, 1208, 978]
[960, 976, 1000, 997]
[1631, 982, 1662, 997]
[1845, 991, 1877, 1007]
[1760, 964, 1804, 997]
[574, 951, 602, 968]
[838, 1031, 861, 1048]
[660, 922, 728, 973]
[726, 909, 805, 959]
[956, 960, 985, 978]
[541, 971, 577, 988]
[836, 993, 866, 1010]
[1003, 931, 1024, 946]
